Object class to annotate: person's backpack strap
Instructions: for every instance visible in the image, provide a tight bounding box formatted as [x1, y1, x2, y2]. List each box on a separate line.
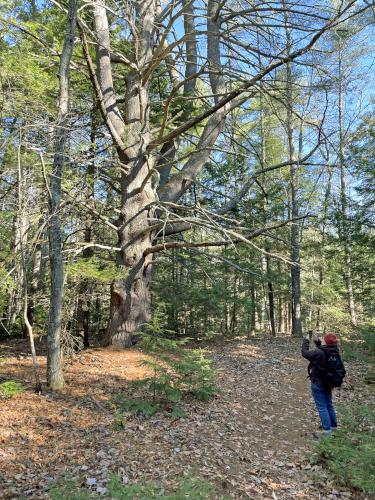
[316, 346, 329, 371]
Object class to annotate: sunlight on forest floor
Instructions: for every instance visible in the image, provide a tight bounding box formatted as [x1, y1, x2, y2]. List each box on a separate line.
[0, 337, 369, 499]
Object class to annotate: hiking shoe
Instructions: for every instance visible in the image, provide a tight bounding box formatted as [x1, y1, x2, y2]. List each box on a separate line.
[311, 430, 332, 440]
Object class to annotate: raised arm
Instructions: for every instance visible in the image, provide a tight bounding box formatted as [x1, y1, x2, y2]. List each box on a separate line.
[301, 337, 322, 361]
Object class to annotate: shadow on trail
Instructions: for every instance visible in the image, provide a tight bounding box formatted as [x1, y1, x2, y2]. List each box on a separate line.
[0, 336, 339, 499]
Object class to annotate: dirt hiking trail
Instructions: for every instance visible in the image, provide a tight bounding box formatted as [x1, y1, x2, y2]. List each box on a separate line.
[0, 337, 361, 499]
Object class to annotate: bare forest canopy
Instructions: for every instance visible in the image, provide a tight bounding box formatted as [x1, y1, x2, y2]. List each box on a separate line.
[0, 0, 374, 389]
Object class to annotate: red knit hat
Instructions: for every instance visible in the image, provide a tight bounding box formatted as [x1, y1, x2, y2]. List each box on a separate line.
[324, 333, 338, 345]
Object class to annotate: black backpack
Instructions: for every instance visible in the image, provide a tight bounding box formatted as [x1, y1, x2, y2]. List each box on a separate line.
[318, 349, 346, 388]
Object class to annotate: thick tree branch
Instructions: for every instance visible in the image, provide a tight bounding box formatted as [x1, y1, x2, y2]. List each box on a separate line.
[80, 26, 126, 155]
[159, 0, 228, 203]
[148, 0, 359, 151]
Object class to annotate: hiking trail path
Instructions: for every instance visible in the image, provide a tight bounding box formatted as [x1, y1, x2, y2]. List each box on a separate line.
[0, 337, 359, 499]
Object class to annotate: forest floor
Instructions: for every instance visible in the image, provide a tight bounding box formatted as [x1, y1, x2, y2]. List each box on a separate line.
[0, 336, 368, 499]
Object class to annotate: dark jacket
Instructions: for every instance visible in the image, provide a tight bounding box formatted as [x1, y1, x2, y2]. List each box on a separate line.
[301, 338, 340, 389]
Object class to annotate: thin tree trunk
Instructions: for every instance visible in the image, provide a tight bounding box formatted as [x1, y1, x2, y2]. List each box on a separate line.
[23, 271, 42, 392]
[288, 302, 292, 334]
[47, 0, 77, 389]
[96, 295, 103, 335]
[258, 81, 276, 336]
[316, 165, 332, 330]
[266, 253, 276, 336]
[284, 6, 302, 337]
[255, 288, 261, 332]
[250, 281, 256, 334]
[230, 274, 238, 335]
[278, 299, 286, 334]
[260, 255, 270, 333]
[17, 139, 42, 392]
[8, 199, 28, 332]
[76, 108, 96, 348]
[284, 302, 288, 334]
[338, 50, 357, 326]
[27, 217, 43, 329]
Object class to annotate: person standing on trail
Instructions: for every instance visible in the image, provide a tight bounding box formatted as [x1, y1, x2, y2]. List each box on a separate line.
[302, 332, 346, 437]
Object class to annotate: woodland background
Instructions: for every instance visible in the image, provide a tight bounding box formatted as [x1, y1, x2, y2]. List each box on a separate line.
[1, 0, 374, 373]
[0, 1, 375, 497]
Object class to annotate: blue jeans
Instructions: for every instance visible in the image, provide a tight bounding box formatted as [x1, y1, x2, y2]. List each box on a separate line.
[311, 383, 338, 431]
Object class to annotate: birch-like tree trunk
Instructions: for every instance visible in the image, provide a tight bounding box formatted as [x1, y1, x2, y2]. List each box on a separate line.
[7, 192, 28, 332]
[27, 221, 42, 328]
[47, 0, 77, 389]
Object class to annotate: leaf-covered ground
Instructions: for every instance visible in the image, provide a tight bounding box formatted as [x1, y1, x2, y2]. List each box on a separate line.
[0, 337, 368, 499]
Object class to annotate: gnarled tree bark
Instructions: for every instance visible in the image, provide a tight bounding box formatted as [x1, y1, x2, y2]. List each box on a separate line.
[82, 0, 357, 347]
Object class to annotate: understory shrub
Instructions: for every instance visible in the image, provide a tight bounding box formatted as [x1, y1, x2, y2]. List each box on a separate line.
[0, 380, 24, 398]
[342, 325, 375, 384]
[111, 328, 220, 421]
[342, 324, 375, 363]
[361, 327, 375, 357]
[311, 403, 375, 494]
[137, 330, 220, 402]
[110, 308, 220, 421]
[111, 397, 160, 419]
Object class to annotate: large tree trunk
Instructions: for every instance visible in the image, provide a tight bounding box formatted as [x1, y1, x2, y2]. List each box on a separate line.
[103, 192, 155, 347]
[95, 0, 157, 347]
[89, 0, 228, 347]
